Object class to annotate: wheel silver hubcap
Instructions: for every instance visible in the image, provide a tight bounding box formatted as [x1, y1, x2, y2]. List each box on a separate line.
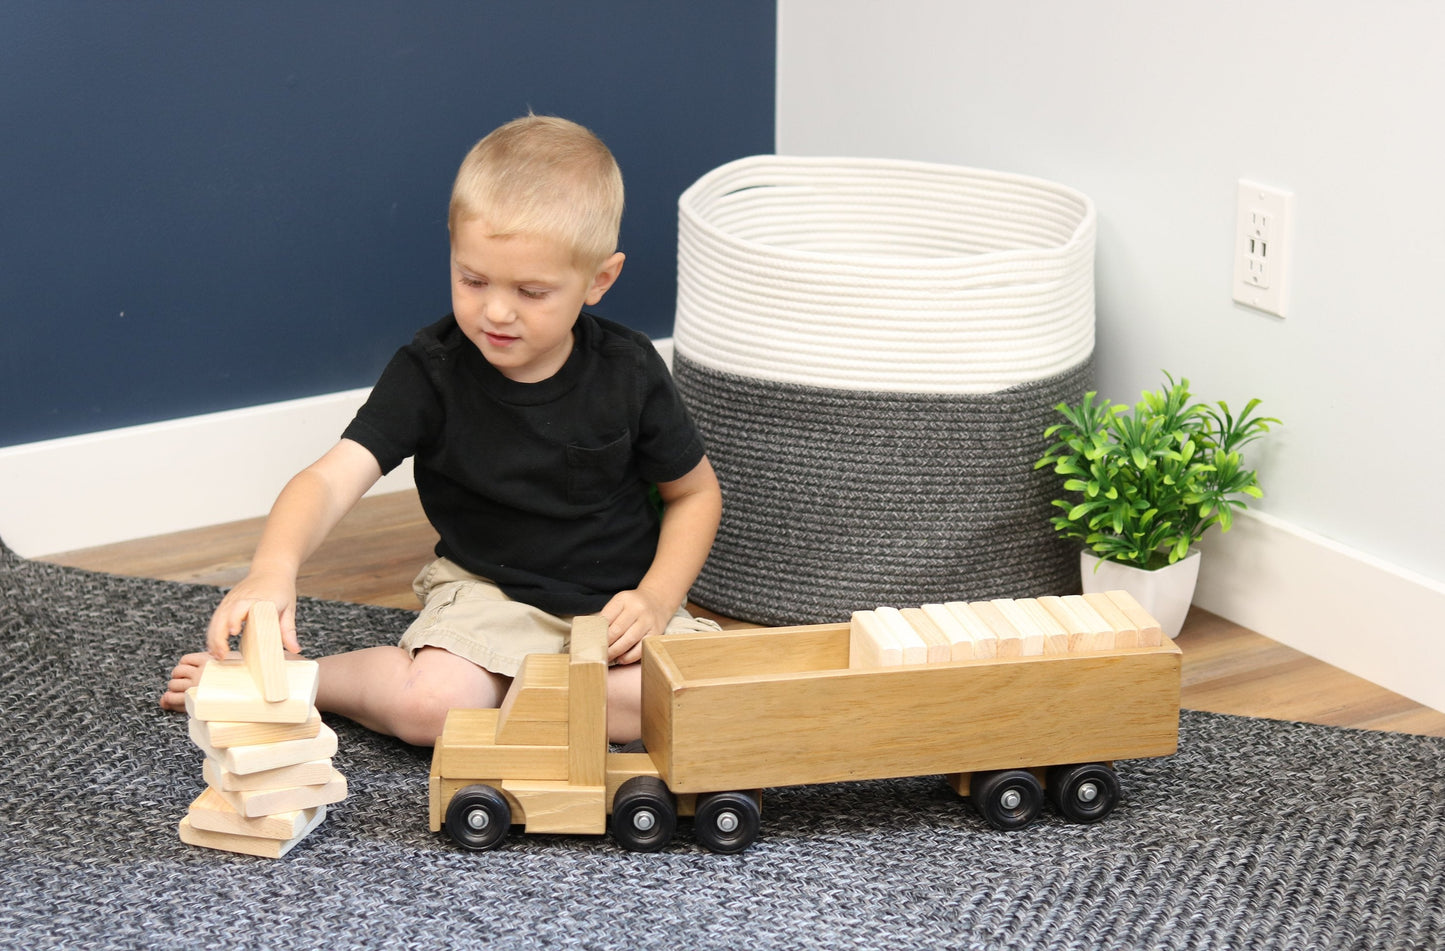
[715, 810, 740, 833]
[467, 810, 490, 831]
[1000, 789, 1022, 810]
[1076, 781, 1100, 804]
[633, 809, 656, 832]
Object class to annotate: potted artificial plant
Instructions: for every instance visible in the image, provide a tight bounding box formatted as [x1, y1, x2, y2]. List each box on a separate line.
[1036, 374, 1279, 637]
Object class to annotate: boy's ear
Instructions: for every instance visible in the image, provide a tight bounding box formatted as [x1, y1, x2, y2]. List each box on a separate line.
[584, 252, 626, 306]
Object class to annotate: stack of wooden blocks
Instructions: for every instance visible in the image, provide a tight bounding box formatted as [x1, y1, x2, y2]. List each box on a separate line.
[850, 591, 1164, 667]
[177, 602, 346, 857]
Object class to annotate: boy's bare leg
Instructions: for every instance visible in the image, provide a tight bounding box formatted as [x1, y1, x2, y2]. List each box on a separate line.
[605, 663, 643, 745]
[316, 646, 509, 746]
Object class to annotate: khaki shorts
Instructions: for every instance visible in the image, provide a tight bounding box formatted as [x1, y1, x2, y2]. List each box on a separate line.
[397, 557, 722, 677]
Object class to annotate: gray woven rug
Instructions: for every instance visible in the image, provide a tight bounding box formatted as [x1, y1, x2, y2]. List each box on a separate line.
[2, 540, 1442, 951]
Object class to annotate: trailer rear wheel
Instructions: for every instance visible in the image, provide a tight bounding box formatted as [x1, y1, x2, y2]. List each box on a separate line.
[971, 769, 1044, 830]
[611, 776, 677, 852]
[694, 791, 760, 853]
[1046, 763, 1121, 823]
[445, 784, 512, 851]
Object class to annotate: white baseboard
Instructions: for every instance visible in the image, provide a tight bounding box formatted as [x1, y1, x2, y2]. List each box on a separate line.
[0, 388, 414, 557]
[1195, 509, 1445, 715]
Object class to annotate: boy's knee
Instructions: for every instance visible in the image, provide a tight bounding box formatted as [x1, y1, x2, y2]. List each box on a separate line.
[391, 691, 454, 746]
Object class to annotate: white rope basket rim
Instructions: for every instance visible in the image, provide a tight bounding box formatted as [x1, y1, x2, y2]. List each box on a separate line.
[673, 155, 1097, 394]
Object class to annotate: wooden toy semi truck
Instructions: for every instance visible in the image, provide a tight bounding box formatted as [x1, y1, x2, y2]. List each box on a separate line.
[429, 592, 1181, 853]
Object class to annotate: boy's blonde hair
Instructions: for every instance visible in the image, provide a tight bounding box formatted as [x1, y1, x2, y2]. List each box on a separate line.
[449, 115, 624, 270]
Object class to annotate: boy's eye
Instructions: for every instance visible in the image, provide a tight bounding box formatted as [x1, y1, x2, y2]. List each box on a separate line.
[460, 276, 485, 288]
[519, 288, 549, 300]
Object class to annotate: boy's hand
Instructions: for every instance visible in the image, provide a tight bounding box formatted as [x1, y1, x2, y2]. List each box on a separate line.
[206, 569, 302, 659]
[599, 587, 673, 665]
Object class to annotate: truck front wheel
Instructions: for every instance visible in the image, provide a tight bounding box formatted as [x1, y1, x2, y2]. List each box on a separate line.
[694, 791, 760, 853]
[611, 776, 677, 852]
[971, 769, 1044, 830]
[445, 784, 512, 851]
[1046, 763, 1121, 823]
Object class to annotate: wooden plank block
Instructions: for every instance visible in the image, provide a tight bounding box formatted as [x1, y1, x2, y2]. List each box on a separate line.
[1105, 590, 1165, 647]
[501, 781, 606, 835]
[203, 756, 335, 792]
[943, 602, 1000, 659]
[215, 768, 347, 818]
[1016, 598, 1071, 655]
[497, 653, 570, 723]
[190, 713, 322, 750]
[179, 809, 326, 858]
[1082, 592, 1141, 649]
[568, 615, 609, 788]
[989, 599, 1047, 656]
[920, 604, 974, 660]
[849, 609, 902, 667]
[876, 606, 929, 665]
[188, 656, 319, 724]
[186, 785, 322, 840]
[899, 607, 953, 663]
[970, 600, 1025, 657]
[190, 720, 338, 775]
[241, 600, 289, 702]
[1040, 595, 1114, 651]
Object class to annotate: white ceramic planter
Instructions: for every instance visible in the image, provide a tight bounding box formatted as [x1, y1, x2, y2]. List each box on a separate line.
[1080, 549, 1201, 639]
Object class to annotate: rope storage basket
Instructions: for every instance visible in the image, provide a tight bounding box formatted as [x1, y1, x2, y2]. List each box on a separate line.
[673, 156, 1096, 625]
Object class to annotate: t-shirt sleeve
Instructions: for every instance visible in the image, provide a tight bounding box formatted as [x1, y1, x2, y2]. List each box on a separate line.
[632, 343, 707, 484]
[340, 347, 443, 475]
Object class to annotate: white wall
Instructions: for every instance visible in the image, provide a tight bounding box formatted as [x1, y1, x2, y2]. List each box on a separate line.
[777, 0, 1445, 709]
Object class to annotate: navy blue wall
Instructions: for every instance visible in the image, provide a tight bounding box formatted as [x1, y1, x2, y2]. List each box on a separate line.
[1, 2, 775, 447]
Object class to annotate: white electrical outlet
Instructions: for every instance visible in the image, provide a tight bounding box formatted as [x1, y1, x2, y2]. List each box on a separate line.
[1232, 180, 1293, 318]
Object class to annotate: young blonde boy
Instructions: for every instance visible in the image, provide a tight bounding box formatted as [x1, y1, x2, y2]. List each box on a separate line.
[161, 116, 722, 745]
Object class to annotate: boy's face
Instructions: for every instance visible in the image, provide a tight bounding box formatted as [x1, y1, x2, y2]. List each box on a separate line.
[450, 216, 624, 383]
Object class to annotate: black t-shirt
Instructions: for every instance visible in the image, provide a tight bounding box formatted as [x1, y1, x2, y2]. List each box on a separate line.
[342, 312, 706, 615]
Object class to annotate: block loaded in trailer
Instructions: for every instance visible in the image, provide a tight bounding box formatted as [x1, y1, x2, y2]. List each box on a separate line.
[429, 594, 1181, 853]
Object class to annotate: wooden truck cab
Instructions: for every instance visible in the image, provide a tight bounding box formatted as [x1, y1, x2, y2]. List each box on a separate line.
[430, 593, 1182, 852]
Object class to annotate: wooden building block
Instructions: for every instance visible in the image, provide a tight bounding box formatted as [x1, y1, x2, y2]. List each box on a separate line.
[970, 601, 1025, 657]
[186, 785, 322, 840]
[190, 720, 338, 775]
[899, 608, 953, 663]
[241, 600, 289, 702]
[568, 615, 609, 788]
[203, 756, 335, 792]
[876, 606, 929, 665]
[500, 781, 606, 834]
[497, 653, 570, 722]
[920, 604, 973, 660]
[1105, 590, 1164, 647]
[943, 602, 1000, 659]
[1016, 598, 1071, 655]
[189, 656, 319, 724]
[989, 599, 1048, 656]
[215, 768, 347, 818]
[1082, 592, 1141, 649]
[191, 713, 322, 750]
[850, 610, 902, 667]
[179, 808, 326, 858]
[1040, 595, 1114, 651]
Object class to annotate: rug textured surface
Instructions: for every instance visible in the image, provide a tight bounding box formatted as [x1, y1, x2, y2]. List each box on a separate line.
[2, 540, 1442, 951]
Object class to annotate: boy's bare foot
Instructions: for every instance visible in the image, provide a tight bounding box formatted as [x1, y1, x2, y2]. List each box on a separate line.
[160, 652, 211, 712]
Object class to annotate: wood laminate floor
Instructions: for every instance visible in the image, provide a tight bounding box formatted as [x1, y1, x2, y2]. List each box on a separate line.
[42, 489, 1445, 738]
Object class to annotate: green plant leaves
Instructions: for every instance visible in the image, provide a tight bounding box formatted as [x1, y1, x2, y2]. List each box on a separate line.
[1036, 374, 1279, 569]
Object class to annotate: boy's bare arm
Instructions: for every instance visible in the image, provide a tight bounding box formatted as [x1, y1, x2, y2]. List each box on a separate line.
[206, 438, 382, 657]
[601, 455, 723, 664]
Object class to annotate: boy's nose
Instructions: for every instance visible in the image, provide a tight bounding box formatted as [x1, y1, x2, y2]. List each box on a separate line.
[482, 295, 516, 325]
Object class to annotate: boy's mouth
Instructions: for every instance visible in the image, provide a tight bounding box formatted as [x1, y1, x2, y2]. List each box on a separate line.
[484, 331, 519, 347]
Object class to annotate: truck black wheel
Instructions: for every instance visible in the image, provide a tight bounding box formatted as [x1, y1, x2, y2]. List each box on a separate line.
[971, 769, 1044, 830]
[694, 791, 760, 853]
[445, 784, 512, 851]
[610, 776, 677, 852]
[1046, 762, 1121, 823]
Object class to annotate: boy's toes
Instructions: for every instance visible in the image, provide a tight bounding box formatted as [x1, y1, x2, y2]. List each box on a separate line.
[158, 652, 212, 712]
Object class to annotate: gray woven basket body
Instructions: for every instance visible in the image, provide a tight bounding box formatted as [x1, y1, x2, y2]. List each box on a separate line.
[676, 355, 1090, 625]
[673, 156, 1095, 625]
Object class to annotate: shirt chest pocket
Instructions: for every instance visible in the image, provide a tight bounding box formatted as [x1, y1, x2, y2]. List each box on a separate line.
[565, 431, 633, 506]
